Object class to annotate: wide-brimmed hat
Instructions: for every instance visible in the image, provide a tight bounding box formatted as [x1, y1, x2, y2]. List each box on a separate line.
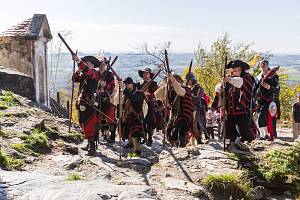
[97, 56, 110, 65]
[226, 60, 250, 70]
[186, 72, 197, 83]
[173, 74, 183, 83]
[138, 68, 154, 78]
[81, 56, 101, 68]
[124, 77, 134, 85]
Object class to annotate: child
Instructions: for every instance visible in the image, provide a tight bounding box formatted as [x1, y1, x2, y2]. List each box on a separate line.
[206, 110, 216, 139]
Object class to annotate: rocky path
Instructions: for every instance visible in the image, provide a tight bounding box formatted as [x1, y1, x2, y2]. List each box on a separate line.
[0, 92, 298, 200]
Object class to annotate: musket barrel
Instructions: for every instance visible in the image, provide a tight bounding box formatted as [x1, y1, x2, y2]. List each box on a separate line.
[108, 56, 121, 81]
[58, 33, 75, 56]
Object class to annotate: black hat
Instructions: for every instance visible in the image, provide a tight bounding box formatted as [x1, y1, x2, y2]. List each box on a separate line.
[138, 68, 154, 78]
[226, 60, 250, 70]
[81, 56, 101, 68]
[186, 72, 196, 82]
[173, 74, 183, 83]
[124, 77, 134, 84]
[260, 59, 269, 66]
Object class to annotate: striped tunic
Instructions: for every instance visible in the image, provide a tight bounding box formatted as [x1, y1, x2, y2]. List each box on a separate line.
[226, 73, 255, 115]
[175, 87, 194, 125]
[72, 61, 99, 139]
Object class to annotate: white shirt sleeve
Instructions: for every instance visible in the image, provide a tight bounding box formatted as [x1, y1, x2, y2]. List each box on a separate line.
[230, 77, 243, 88]
[172, 80, 186, 97]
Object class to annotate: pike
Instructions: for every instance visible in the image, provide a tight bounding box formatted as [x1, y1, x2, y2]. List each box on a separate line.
[185, 59, 193, 87]
[223, 56, 228, 151]
[96, 55, 123, 160]
[107, 56, 121, 80]
[68, 49, 78, 133]
[106, 56, 123, 160]
[58, 33, 76, 56]
[163, 49, 171, 149]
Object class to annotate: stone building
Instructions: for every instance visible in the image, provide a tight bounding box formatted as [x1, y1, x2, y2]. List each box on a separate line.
[0, 14, 52, 107]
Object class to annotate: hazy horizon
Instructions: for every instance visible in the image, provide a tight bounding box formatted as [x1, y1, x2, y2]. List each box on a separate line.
[1, 0, 300, 54]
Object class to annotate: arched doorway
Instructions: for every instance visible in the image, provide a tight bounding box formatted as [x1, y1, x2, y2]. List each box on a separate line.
[38, 56, 45, 103]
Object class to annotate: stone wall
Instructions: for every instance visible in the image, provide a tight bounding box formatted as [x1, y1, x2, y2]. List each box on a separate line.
[0, 66, 35, 100]
[0, 37, 33, 78]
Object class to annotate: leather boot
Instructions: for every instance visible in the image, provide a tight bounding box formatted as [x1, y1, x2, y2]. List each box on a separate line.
[87, 138, 96, 156]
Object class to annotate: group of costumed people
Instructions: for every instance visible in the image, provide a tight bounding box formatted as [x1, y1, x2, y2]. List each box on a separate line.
[71, 53, 280, 156]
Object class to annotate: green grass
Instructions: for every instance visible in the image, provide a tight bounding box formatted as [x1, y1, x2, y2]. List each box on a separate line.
[226, 152, 254, 163]
[0, 129, 26, 139]
[11, 128, 50, 155]
[10, 143, 39, 157]
[66, 172, 82, 181]
[0, 91, 20, 107]
[60, 131, 83, 144]
[258, 143, 300, 185]
[24, 128, 50, 153]
[0, 104, 8, 110]
[0, 111, 29, 118]
[56, 140, 65, 146]
[201, 173, 253, 199]
[0, 130, 5, 137]
[0, 148, 24, 170]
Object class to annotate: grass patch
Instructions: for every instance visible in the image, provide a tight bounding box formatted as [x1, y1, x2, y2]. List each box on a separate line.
[56, 140, 65, 147]
[66, 172, 82, 181]
[0, 111, 29, 118]
[258, 143, 300, 190]
[24, 128, 50, 153]
[0, 91, 20, 107]
[0, 148, 24, 170]
[201, 173, 253, 199]
[226, 152, 254, 163]
[0, 129, 6, 137]
[0, 129, 26, 139]
[60, 131, 83, 144]
[14, 128, 50, 155]
[10, 143, 39, 157]
[0, 104, 8, 110]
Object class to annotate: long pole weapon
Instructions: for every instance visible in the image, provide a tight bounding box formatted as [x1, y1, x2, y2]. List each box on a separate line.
[185, 59, 193, 87]
[223, 56, 228, 151]
[163, 50, 171, 149]
[68, 50, 78, 133]
[58, 33, 75, 56]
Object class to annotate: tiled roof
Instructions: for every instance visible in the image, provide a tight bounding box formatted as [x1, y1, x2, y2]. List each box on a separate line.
[0, 14, 52, 39]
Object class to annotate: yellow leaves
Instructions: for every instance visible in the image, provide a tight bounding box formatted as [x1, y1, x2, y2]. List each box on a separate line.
[249, 53, 260, 67]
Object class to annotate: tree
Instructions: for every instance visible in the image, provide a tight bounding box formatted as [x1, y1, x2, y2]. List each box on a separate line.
[189, 33, 298, 122]
[130, 42, 172, 78]
[279, 73, 300, 121]
[188, 33, 256, 98]
[49, 30, 72, 95]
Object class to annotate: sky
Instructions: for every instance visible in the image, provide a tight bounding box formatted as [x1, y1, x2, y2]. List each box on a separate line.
[0, 0, 300, 54]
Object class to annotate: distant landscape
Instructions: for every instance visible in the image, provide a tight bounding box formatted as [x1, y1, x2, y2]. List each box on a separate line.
[48, 52, 300, 93]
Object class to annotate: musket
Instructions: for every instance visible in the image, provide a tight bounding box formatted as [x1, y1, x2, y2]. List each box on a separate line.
[185, 59, 193, 87]
[58, 33, 76, 56]
[163, 49, 171, 149]
[80, 99, 118, 124]
[108, 56, 121, 81]
[107, 56, 122, 160]
[140, 69, 162, 92]
[96, 56, 120, 146]
[118, 74, 122, 160]
[255, 66, 280, 102]
[97, 55, 123, 160]
[223, 56, 228, 151]
[164, 49, 171, 73]
[68, 50, 78, 133]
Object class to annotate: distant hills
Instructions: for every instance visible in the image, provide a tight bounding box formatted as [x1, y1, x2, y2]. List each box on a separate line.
[48, 52, 300, 92]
